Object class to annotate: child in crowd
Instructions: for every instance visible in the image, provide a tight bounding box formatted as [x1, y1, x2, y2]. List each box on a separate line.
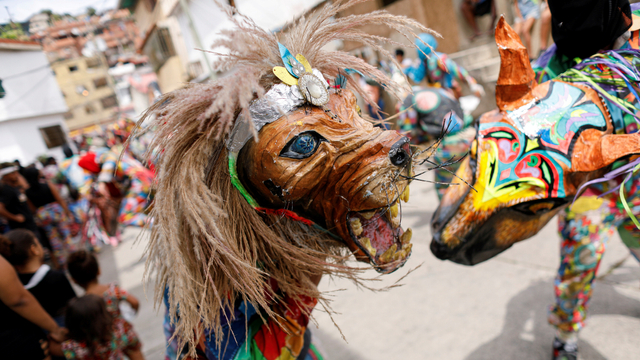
[66, 250, 143, 358]
[63, 294, 144, 360]
[0, 229, 76, 324]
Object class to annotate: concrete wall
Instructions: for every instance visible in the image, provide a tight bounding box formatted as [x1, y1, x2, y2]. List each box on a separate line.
[0, 113, 70, 164]
[157, 55, 186, 92]
[454, 0, 551, 56]
[340, 0, 460, 54]
[171, 0, 326, 80]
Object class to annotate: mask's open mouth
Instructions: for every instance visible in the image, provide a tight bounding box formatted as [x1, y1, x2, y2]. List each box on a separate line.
[347, 186, 412, 273]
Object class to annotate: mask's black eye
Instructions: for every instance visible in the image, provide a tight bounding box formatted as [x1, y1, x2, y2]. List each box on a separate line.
[511, 198, 568, 216]
[280, 131, 326, 159]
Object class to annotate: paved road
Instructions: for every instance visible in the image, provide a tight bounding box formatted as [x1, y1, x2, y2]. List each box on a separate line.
[99, 179, 640, 360]
[96, 228, 165, 360]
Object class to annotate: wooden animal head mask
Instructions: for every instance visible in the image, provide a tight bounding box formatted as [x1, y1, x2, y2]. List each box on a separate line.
[137, 0, 433, 351]
[430, 18, 640, 265]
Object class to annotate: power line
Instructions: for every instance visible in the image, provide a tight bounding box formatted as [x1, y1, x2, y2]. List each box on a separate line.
[2, 63, 51, 80]
[3, 72, 51, 108]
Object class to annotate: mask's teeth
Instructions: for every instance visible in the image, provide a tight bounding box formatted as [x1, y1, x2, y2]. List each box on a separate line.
[401, 228, 412, 245]
[350, 218, 363, 236]
[400, 186, 410, 203]
[360, 236, 376, 257]
[386, 200, 400, 228]
[389, 201, 399, 219]
[360, 211, 376, 220]
[390, 212, 400, 228]
[393, 249, 404, 261]
[400, 243, 413, 258]
[379, 243, 397, 263]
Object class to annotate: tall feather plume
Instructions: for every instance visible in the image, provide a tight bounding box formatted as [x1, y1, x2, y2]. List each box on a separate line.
[135, 0, 435, 355]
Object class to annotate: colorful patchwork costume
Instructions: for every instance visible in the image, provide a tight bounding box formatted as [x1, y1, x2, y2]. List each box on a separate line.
[95, 145, 153, 227]
[533, 5, 640, 333]
[429, 14, 640, 357]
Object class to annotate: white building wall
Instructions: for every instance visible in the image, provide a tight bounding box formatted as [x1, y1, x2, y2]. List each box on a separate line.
[0, 113, 70, 165]
[173, 0, 325, 72]
[0, 46, 70, 165]
[0, 48, 67, 122]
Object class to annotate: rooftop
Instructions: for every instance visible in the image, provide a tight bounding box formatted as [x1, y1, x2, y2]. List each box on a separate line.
[0, 38, 41, 50]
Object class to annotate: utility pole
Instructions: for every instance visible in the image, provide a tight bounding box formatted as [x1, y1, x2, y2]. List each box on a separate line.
[178, 0, 216, 81]
[5, 6, 13, 23]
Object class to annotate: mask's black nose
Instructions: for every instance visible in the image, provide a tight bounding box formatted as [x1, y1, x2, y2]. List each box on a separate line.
[389, 137, 410, 167]
[430, 237, 453, 260]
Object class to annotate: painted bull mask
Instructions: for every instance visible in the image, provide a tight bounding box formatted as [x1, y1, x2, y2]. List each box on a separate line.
[431, 18, 640, 265]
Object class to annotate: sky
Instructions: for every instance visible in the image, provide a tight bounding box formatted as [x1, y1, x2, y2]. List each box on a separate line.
[0, 0, 119, 23]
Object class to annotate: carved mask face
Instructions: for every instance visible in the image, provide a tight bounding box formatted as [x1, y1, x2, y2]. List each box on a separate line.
[238, 90, 413, 272]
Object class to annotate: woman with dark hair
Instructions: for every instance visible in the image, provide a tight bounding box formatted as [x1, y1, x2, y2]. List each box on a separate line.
[0, 229, 76, 324]
[62, 295, 144, 360]
[22, 168, 78, 268]
[0, 251, 67, 360]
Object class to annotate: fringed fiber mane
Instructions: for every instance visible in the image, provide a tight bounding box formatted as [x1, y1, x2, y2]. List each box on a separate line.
[136, 0, 434, 352]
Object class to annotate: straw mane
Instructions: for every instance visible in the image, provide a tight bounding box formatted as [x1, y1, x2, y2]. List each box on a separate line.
[137, 0, 434, 352]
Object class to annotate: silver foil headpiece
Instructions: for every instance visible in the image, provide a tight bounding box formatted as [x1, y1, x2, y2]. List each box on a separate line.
[227, 84, 306, 153]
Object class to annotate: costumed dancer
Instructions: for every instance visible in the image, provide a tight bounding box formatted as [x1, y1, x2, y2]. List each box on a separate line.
[57, 144, 92, 223]
[97, 144, 153, 228]
[404, 33, 484, 98]
[136, 1, 427, 358]
[78, 139, 153, 247]
[429, 6, 640, 360]
[532, 1, 640, 359]
[401, 33, 482, 199]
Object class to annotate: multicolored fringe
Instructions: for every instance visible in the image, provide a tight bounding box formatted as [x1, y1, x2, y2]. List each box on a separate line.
[564, 50, 640, 227]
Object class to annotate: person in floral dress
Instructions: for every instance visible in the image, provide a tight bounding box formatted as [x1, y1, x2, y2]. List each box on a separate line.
[62, 294, 143, 360]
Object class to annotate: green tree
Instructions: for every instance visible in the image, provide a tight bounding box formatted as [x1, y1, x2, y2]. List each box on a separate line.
[0, 23, 28, 40]
[87, 7, 96, 16]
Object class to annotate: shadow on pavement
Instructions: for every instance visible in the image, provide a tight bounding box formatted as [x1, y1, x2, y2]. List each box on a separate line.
[464, 279, 640, 360]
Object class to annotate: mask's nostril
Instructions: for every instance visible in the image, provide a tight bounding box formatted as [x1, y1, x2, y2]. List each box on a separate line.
[389, 137, 410, 167]
[390, 149, 408, 166]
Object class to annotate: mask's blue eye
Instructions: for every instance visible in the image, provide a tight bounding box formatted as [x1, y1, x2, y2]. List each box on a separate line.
[280, 131, 326, 159]
[291, 134, 316, 154]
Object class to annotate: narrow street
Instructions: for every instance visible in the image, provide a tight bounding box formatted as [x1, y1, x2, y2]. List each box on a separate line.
[101, 180, 640, 360]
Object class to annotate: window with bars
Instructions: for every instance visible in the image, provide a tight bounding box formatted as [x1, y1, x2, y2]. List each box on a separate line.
[39, 125, 67, 149]
[93, 77, 108, 89]
[100, 94, 118, 109]
[144, 27, 176, 72]
[187, 61, 204, 80]
[86, 57, 101, 69]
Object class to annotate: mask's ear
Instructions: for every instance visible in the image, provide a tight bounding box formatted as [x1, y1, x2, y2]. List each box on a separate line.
[572, 131, 640, 172]
[495, 16, 535, 111]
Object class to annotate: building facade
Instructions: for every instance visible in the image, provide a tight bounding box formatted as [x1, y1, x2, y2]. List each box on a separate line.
[51, 55, 119, 130]
[120, 0, 188, 93]
[0, 39, 71, 164]
[121, 0, 330, 92]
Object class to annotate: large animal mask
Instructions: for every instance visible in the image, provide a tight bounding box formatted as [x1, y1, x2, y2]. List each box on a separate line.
[138, 0, 432, 352]
[237, 88, 413, 270]
[430, 18, 640, 265]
